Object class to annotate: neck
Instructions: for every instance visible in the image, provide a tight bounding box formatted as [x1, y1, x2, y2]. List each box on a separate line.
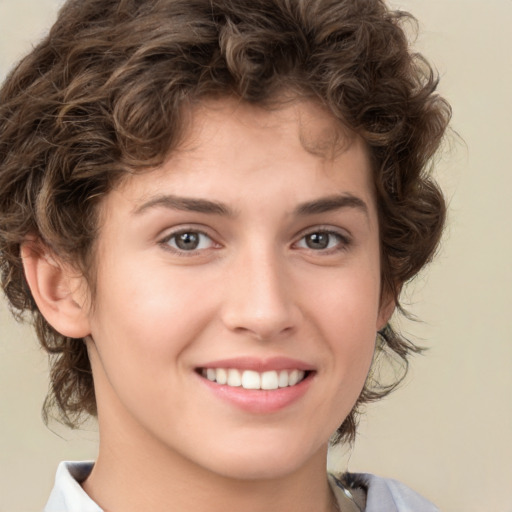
[84, 439, 334, 512]
[83, 409, 335, 512]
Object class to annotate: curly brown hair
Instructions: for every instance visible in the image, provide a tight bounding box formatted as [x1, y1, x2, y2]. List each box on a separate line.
[0, 0, 450, 443]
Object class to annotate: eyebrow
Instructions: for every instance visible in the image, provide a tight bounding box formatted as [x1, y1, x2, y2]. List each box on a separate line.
[294, 194, 369, 217]
[133, 193, 368, 218]
[133, 195, 235, 216]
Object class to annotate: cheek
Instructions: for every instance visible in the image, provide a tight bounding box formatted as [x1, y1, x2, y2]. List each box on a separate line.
[312, 266, 381, 333]
[310, 268, 380, 385]
[93, 259, 213, 339]
[86, 276, 198, 426]
[86, 263, 216, 401]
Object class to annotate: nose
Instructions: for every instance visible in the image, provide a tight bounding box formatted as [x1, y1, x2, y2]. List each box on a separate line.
[220, 247, 301, 341]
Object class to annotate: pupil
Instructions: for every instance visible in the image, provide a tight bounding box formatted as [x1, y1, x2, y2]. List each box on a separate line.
[176, 232, 199, 250]
[307, 233, 329, 249]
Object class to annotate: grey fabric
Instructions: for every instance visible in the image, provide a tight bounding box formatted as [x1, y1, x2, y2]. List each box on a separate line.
[44, 461, 440, 512]
[356, 473, 440, 512]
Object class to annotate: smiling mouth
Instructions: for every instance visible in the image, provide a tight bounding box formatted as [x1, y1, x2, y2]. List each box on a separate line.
[197, 368, 311, 390]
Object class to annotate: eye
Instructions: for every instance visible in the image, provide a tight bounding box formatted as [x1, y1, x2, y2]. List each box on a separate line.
[295, 230, 348, 251]
[163, 230, 216, 252]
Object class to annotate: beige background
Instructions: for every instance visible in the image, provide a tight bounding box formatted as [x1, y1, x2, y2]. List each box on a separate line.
[1, 0, 511, 510]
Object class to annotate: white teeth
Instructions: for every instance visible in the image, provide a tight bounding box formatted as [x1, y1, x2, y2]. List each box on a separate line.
[289, 369, 300, 386]
[201, 368, 307, 390]
[227, 369, 242, 387]
[241, 370, 261, 389]
[261, 371, 279, 390]
[216, 368, 227, 385]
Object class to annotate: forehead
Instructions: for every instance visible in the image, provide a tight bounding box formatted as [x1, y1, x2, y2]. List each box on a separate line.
[103, 96, 375, 224]
[116, 96, 369, 194]
[183, 96, 357, 159]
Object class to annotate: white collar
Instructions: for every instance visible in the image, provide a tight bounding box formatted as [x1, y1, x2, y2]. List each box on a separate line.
[44, 461, 101, 512]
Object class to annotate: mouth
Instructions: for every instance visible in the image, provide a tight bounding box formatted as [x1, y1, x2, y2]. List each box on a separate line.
[197, 367, 311, 390]
[195, 358, 315, 412]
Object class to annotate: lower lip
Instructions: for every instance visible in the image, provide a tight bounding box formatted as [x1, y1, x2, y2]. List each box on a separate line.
[197, 373, 314, 414]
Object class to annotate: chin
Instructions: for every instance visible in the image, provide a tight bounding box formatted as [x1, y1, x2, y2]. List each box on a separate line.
[193, 433, 328, 481]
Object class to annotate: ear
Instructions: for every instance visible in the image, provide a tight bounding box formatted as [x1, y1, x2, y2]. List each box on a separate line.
[376, 291, 396, 331]
[21, 240, 91, 339]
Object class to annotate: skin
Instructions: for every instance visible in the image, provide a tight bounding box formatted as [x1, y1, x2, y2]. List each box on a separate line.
[24, 98, 393, 512]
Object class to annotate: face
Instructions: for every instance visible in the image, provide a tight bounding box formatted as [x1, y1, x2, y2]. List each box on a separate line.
[83, 98, 391, 480]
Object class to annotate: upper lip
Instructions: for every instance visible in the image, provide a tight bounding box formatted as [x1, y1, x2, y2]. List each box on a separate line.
[196, 356, 315, 372]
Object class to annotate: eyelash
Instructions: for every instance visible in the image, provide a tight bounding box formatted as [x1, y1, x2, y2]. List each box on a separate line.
[159, 228, 218, 256]
[159, 227, 351, 256]
[294, 229, 352, 254]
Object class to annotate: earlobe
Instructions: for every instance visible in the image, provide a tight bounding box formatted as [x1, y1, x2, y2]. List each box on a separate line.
[376, 293, 396, 331]
[21, 240, 91, 339]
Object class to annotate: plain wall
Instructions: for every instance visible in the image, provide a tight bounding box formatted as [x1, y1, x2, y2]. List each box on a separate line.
[1, 1, 511, 511]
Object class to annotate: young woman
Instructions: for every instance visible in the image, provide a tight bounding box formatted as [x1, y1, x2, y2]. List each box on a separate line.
[0, 0, 450, 510]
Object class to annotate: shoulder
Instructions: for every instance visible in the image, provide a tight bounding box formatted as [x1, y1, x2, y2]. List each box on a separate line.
[331, 472, 441, 512]
[44, 461, 101, 512]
